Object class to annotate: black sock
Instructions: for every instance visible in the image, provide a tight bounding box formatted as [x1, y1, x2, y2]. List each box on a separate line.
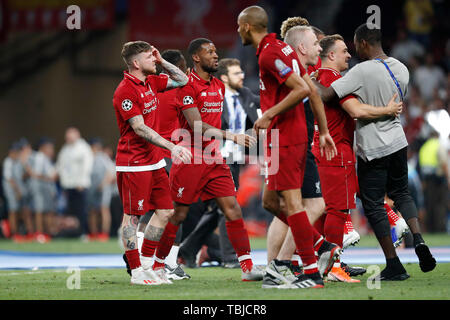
[413, 233, 424, 247]
[386, 256, 402, 269]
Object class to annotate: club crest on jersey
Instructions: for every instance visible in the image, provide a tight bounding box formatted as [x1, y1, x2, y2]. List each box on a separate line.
[177, 187, 184, 198]
[183, 96, 194, 105]
[275, 59, 292, 78]
[138, 199, 144, 211]
[281, 45, 293, 56]
[122, 99, 133, 111]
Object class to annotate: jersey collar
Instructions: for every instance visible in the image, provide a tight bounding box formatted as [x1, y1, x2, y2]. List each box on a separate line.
[191, 69, 214, 85]
[123, 71, 145, 86]
[256, 33, 277, 57]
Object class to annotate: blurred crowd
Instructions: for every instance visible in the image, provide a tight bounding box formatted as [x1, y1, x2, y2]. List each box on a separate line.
[0, 127, 121, 243]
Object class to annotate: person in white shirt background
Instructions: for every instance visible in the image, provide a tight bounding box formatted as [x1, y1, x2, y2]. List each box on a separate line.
[56, 127, 94, 239]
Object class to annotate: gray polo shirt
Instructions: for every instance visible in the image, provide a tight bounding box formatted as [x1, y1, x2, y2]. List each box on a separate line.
[331, 57, 409, 161]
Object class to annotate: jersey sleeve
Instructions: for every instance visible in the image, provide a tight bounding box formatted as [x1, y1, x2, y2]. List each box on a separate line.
[330, 64, 364, 99]
[320, 70, 356, 106]
[177, 84, 198, 112]
[260, 47, 296, 85]
[148, 74, 169, 93]
[113, 87, 142, 122]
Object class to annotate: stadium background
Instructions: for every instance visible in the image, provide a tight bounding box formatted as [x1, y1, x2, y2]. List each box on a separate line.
[0, 0, 449, 240]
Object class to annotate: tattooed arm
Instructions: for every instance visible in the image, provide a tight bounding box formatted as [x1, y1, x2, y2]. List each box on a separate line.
[128, 115, 192, 163]
[151, 46, 188, 89]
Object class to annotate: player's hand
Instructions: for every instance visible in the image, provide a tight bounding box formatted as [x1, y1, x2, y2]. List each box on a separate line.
[386, 93, 402, 117]
[171, 145, 192, 165]
[319, 132, 337, 161]
[151, 46, 163, 64]
[233, 133, 257, 148]
[253, 114, 271, 136]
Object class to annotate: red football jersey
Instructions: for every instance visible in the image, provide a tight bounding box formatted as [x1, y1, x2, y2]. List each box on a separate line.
[176, 70, 224, 161]
[113, 71, 168, 170]
[312, 67, 356, 165]
[157, 88, 180, 158]
[257, 33, 308, 147]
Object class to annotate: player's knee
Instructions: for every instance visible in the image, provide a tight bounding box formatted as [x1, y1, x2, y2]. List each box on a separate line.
[262, 198, 278, 214]
[171, 209, 187, 225]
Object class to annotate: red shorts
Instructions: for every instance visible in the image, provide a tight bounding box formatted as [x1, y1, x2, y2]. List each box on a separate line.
[169, 162, 237, 205]
[265, 143, 307, 191]
[116, 168, 173, 215]
[317, 164, 357, 211]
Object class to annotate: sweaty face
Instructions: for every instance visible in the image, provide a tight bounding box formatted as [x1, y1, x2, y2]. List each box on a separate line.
[226, 65, 245, 90]
[136, 50, 157, 75]
[237, 15, 252, 46]
[197, 43, 219, 73]
[303, 30, 322, 66]
[334, 40, 352, 72]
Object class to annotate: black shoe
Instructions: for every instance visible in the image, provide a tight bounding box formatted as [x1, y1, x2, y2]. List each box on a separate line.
[340, 262, 367, 277]
[122, 253, 131, 276]
[415, 243, 437, 273]
[290, 264, 304, 277]
[379, 266, 410, 281]
[281, 271, 324, 289]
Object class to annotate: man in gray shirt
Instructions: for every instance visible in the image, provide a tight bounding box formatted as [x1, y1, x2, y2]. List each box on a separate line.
[319, 24, 436, 280]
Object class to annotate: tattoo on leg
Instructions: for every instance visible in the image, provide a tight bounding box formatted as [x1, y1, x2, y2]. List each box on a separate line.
[144, 224, 164, 241]
[122, 215, 139, 250]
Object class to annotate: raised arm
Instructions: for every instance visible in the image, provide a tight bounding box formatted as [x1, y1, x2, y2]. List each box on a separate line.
[152, 46, 188, 89]
[341, 93, 402, 119]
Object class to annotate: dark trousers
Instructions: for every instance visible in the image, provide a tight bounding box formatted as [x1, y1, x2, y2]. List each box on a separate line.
[180, 163, 241, 263]
[357, 147, 418, 239]
[66, 188, 89, 236]
[423, 175, 448, 232]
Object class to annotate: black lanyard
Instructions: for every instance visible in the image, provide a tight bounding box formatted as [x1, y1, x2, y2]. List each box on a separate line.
[375, 58, 404, 101]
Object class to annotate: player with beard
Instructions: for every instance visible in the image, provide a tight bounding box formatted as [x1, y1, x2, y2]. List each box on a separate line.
[161, 38, 265, 281]
[113, 41, 192, 285]
[237, 6, 339, 289]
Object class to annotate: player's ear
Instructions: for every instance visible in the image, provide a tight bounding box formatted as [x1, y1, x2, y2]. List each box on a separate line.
[219, 74, 228, 84]
[191, 53, 200, 64]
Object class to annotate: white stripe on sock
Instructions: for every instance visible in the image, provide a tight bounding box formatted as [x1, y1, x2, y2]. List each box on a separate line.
[303, 263, 318, 270]
[237, 254, 251, 262]
[313, 236, 324, 248]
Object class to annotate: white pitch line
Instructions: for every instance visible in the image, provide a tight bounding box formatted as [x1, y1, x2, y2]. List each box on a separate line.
[0, 269, 67, 277]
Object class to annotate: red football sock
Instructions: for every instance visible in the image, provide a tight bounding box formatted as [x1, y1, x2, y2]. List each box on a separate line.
[384, 203, 400, 226]
[125, 249, 141, 270]
[312, 228, 324, 252]
[324, 211, 346, 248]
[153, 221, 179, 270]
[225, 218, 253, 272]
[141, 238, 158, 258]
[276, 211, 289, 225]
[344, 214, 354, 233]
[287, 212, 318, 274]
[313, 214, 326, 235]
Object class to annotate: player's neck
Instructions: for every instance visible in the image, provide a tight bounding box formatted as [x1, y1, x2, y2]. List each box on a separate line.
[129, 69, 147, 83]
[321, 62, 340, 73]
[193, 67, 212, 82]
[253, 32, 268, 49]
[368, 48, 387, 60]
